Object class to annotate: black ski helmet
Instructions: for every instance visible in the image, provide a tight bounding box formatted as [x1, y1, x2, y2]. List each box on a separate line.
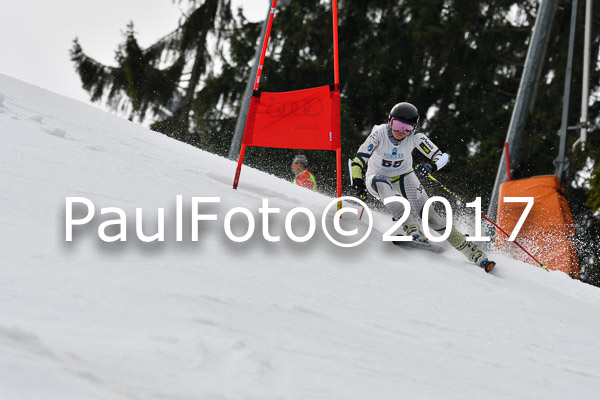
[388, 102, 419, 126]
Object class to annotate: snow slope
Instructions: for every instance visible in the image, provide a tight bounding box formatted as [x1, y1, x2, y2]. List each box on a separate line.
[1, 73, 600, 399]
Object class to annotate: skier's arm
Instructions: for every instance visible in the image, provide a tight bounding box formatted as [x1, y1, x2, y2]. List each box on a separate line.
[351, 127, 380, 199]
[351, 127, 380, 180]
[414, 133, 449, 175]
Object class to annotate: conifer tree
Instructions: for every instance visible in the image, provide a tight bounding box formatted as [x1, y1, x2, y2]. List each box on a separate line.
[71, 0, 233, 141]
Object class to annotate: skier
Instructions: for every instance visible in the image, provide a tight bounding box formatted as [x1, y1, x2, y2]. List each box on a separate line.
[350, 102, 495, 272]
[292, 154, 318, 191]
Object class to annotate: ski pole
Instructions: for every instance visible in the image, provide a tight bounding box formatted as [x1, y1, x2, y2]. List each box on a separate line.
[425, 173, 548, 271]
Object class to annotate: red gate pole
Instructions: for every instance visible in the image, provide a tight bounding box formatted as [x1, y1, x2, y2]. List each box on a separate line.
[253, 0, 278, 91]
[332, 0, 340, 87]
[233, 0, 278, 189]
[336, 148, 342, 198]
[233, 144, 247, 189]
[504, 142, 512, 181]
[332, 0, 342, 204]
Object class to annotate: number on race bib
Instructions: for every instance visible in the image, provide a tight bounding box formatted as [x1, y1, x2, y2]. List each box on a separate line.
[381, 159, 403, 168]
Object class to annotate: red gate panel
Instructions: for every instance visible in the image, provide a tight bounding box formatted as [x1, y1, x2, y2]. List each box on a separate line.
[243, 85, 340, 150]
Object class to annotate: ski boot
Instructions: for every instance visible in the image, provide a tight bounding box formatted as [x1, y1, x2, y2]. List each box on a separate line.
[479, 258, 496, 273]
[392, 215, 429, 244]
[455, 238, 495, 272]
[403, 222, 430, 244]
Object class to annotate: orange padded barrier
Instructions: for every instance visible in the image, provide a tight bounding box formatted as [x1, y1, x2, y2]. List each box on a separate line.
[496, 175, 579, 278]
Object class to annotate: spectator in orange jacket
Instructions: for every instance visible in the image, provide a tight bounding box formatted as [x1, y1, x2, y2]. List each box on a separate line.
[291, 155, 317, 191]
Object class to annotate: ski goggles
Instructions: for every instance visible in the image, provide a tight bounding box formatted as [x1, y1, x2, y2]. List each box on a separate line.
[391, 119, 416, 134]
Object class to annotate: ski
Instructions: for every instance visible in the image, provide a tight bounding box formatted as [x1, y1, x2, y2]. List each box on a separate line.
[392, 239, 445, 254]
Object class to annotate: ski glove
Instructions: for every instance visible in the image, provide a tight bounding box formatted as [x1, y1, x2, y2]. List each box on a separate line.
[416, 162, 436, 177]
[352, 178, 368, 200]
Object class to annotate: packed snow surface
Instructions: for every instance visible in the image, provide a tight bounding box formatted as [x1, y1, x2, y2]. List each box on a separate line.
[1, 74, 600, 399]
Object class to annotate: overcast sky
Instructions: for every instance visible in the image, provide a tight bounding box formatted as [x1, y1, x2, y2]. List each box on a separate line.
[0, 1, 268, 106]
